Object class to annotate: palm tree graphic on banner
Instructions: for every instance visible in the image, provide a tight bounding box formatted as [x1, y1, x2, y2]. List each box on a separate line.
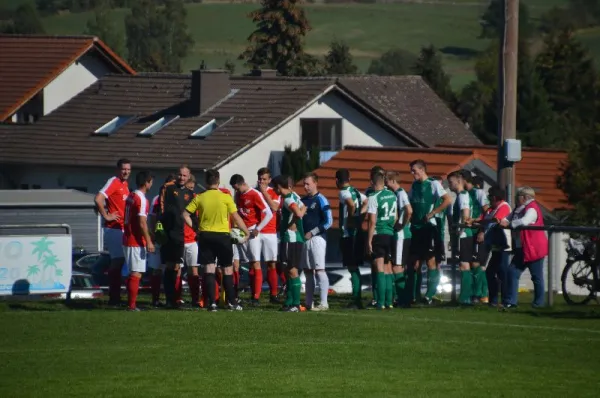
[28, 237, 65, 290]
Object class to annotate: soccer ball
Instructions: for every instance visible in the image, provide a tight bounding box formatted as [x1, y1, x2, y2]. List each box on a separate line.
[230, 228, 245, 244]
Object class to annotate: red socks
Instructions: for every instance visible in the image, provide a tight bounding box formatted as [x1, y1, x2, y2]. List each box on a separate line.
[253, 268, 263, 300]
[150, 274, 161, 303]
[267, 267, 278, 296]
[108, 267, 122, 303]
[174, 274, 182, 302]
[127, 275, 140, 309]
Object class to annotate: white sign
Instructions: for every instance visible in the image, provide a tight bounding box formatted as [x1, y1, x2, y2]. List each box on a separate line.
[0, 235, 72, 295]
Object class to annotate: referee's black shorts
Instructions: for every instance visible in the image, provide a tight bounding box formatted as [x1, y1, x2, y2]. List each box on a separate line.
[198, 232, 233, 267]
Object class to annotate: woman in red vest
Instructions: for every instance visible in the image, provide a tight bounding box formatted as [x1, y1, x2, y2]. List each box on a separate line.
[500, 187, 548, 308]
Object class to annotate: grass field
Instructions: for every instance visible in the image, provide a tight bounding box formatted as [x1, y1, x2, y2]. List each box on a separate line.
[2, 293, 600, 397]
[14, 0, 595, 89]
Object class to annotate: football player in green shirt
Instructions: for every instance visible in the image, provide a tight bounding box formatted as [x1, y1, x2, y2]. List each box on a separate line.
[408, 160, 452, 306]
[367, 168, 398, 309]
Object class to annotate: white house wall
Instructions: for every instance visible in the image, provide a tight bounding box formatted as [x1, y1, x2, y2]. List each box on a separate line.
[43, 53, 111, 116]
[218, 91, 406, 184]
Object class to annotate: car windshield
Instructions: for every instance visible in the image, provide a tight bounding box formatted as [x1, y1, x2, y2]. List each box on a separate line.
[72, 275, 94, 288]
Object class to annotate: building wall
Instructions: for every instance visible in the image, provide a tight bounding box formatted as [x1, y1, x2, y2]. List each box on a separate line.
[43, 53, 111, 116]
[218, 91, 406, 183]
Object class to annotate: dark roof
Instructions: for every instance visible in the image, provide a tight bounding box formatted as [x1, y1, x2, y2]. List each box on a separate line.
[0, 73, 480, 170]
[0, 34, 135, 121]
[0, 189, 95, 207]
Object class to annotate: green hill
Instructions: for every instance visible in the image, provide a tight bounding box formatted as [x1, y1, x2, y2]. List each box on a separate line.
[28, 1, 598, 87]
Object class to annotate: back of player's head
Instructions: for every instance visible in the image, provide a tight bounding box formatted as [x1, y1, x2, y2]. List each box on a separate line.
[460, 169, 473, 184]
[164, 174, 176, 183]
[472, 175, 484, 188]
[304, 172, 318, 183]
[229, 174, 245, 186]
[386, 170, 401, 183]
[335, 168, 350, 183]
[488, 185, 505, 201]
[179, 164, 191, 172]
[135, 170, 153, 187]
[410, 159, 427, 171]
[447, 170, 463, 181]
[205, 169, 220, 186]
[272, 175, 290, 189]
[117, 158, 131, 168]
[371, 165, 384, 175]
[257, 167, 271, 177]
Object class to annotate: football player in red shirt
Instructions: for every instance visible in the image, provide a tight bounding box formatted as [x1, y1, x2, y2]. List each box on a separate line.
[122, 171, 154, 311]
[184, 174, 201, 308]
[95, 158, 131, 306]
[256, 167, 282, 303]
[229, 174, 273, 306]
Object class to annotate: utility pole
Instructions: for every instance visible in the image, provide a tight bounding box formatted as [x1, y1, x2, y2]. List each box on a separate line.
[498, 0, 519, 208]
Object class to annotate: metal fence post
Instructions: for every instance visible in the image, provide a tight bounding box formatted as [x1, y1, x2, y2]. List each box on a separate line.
[547, 230, 554, 307]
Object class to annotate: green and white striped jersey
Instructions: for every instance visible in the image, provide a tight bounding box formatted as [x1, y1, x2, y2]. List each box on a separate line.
[339, 185, 366, 238]
[367, 188, 398, 236]
[394, 188, 411, 240]
[280, 191, 305, 243]
[450, 191, 473, 238]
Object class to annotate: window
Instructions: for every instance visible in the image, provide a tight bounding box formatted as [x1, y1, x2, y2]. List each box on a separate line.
[94, 115, 135, 135]
[301, 119, 342, 151]
[138, 115, 180, 137]
[189, 117, 233, 139]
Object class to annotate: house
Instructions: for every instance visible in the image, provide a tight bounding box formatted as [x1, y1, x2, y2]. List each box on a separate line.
[0, 34, 135, 124]
[0, 69, 480, 196]
[296, 145, 570, 290]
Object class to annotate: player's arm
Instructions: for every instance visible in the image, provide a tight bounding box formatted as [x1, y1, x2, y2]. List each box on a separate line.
[287, 202, 305, 229]
[311, 196, 333, 236]
[253, 195, 273, 233]
[138, 201, 154, 253]
[262, 189, 280, 213]
[182, 197, 198, 229]
[231, 212, 250, 239]
[95, 180, 119, 221]
[366, 197, 377, 254]
[344, 198, 357, 229]
[428, 182, 452, 220]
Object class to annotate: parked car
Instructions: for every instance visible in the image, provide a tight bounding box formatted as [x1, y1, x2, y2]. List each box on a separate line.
[0, 271, 103, 301]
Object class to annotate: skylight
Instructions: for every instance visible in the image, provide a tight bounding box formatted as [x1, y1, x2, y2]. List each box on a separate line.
[94, 115, 135, 135]
[190, 117, 233, 139]
[137, 115, 180, 137]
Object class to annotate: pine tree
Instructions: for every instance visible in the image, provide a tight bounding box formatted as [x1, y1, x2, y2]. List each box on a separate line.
[412, 45, 455, 106]
[2, 2, 45, 34]
[367, 48, 418, 76]
[536, 27, 598, 127]
[479, 0, 533, 40]
[280, 145, 321, 183]
[324, 39, 358, 75]
[85, 0, 125, 56]
[161, 0, 194, 73]
[126, 0, 167, 72]
[240, 0, 312, 76]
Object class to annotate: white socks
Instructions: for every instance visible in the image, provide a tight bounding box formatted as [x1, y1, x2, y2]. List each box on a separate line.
[317, 270, 329, 307]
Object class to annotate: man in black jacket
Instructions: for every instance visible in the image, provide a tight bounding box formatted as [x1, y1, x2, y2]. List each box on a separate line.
[158, 165, 194, 307]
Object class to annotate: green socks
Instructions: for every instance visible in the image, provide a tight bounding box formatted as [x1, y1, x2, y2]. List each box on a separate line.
[425, 268, 440, 299]
[284, 279, 293, 306]
[459, 269, 473, 304]
[481, 268, 489, 298]
[291, 277, 301, 306]
[376, 272, 386, 308]
[350, 268, 362, 304]
[394, 272, 407, 305]
[385, 274, 393, 307]
[472, 266, 487, 299]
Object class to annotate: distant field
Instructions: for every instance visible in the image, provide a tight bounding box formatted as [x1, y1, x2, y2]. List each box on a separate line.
[4, 0, 597, 88]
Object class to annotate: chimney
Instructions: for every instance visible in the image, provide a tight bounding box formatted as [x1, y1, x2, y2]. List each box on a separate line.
[191, 68, 231, 115]
[250, 68, 278, 78]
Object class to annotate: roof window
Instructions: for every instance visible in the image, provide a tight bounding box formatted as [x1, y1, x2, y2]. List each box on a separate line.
[190, 117, 233, 139]
[137, 115, 180, 137]
[94, 115, 135, 135]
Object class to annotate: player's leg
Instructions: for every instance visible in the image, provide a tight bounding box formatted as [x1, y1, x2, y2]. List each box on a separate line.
[477, 242, 490, 304]
[198, 232, 218, 312]
[424, 225, 441, 304]
[232, 244, 241, 303]
[262, 234, 279, 303]
[341, 237, 359, 308]
[301, 240, 315, 309]
[213, 232, 240, 311]
[283, 242, 303, 312]
[247, 237, 263, 305]
[276, 236, 287, 299]
[311, 236, 329, 311]
[125, 246, 146, 311]
[147, 244, 164, 307]
[408, 228, 425, 305]
[392, 236, 406, 307]
[106, 228, 125, 306]
[486, 251, 500, 306]
[383, 236, 394, 309]
[279, 242, 292, 310]
[458, 237, 474, 305]
[185, 242, 201, 309]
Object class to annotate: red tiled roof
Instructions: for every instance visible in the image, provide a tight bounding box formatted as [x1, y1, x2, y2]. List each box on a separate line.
[0, 34, 135, 121]
[295, 146, 569, 226]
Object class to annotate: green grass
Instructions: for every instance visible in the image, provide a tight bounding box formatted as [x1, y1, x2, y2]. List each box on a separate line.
[34, 1, 580, 88]
[1, 293, 600, 397]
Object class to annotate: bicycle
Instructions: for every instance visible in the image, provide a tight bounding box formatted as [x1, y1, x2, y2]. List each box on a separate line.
[561, 236, 599, 305]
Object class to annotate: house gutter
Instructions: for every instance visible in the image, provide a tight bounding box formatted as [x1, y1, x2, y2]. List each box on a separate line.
[211, 84, 338, 171]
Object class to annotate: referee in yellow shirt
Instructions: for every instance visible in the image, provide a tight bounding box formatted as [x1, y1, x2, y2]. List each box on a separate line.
[183, 169, 250, 312]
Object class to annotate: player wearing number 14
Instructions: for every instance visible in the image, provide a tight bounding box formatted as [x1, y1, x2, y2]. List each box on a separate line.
[367, 169, 397, 310]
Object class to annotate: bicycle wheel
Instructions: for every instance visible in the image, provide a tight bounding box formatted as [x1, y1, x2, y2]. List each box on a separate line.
[561, 259, 596, 305]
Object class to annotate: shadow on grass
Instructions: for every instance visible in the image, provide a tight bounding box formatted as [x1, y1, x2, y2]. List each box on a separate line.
[523, 309, 600, 320]
[439, 46, 481, 60]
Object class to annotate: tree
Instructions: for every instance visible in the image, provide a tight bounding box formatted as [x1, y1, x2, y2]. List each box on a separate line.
[412, 45, 455, 106]
[224, 59, 235, 74]
[367, 48, 418, 76]
[280, 145, 320, 183]
[1, 2, 45, 34]
[240, 0, 311, 76]
[479, 0, 533, 40]
[536, 27, 599, 127]
[85, 0, 124, 56]
[324, 39, 358, 75]
[161, 0, 194, 73]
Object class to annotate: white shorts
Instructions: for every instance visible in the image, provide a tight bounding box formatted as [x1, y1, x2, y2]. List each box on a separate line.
[238, 236, 262, 263]
[123, 246, 147, 273]
[147, 244, 163, 270]
[103, 228, 124, 259]
[394, 238, 404, 266]
[184, 242, 199, 267]
[301, 235, 327, 270]
[260, 233, 278, 262]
